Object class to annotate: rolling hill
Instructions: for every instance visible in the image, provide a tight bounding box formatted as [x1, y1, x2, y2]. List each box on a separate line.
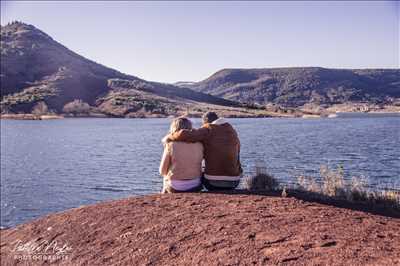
[0, 22, 239, 117]
[179, 68, 400, 108]
[1, 22, 399, 118]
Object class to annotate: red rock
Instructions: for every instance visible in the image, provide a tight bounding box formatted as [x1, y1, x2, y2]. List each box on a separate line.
[1, 193, 399, 265]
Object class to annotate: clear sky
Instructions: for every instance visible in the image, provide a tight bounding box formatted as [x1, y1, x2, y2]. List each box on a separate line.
[1, 1, 399, 83]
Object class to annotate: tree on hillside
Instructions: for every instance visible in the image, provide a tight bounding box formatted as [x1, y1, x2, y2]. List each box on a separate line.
[32, 101, 49, 115]
[63, 99, 91, 115]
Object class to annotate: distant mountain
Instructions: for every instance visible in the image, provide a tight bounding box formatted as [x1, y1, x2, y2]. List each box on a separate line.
[2, 22, 398, 117]
[0, 22, 236, 116]
[180, 67, 400, 107]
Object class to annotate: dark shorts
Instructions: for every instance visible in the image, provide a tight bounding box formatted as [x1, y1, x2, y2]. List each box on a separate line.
[202, 177, 240, 191]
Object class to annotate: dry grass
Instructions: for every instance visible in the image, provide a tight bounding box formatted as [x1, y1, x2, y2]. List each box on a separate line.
[244, 164, 279, 191]
[348, 176, 369, 201]
[295, 165, 400, 210]
[368, 190, 400, 209]
[297, 175, 321, 193]
[246, 163, 399, 211]
[244, 173, 279, 191]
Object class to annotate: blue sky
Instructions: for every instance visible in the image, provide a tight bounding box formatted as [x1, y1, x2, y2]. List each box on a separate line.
[1, 1, 399, 83]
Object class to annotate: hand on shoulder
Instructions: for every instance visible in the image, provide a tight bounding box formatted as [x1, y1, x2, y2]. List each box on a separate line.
[161, 134, 173, 145]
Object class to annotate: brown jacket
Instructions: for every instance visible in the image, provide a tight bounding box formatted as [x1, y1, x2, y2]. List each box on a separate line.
[170, 118, 242, 177]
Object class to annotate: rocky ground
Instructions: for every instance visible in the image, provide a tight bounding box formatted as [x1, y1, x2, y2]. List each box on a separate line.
[1, 192, 399, 265]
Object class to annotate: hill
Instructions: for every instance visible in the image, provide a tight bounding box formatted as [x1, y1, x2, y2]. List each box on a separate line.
[181, 67, 400, 110]
[0, 22, 245, 118]
[1, 193, 399, 265]
[2, 22, 398, 118]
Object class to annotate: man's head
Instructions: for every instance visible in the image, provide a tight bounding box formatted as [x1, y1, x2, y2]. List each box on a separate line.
[202, 111, 219, 125]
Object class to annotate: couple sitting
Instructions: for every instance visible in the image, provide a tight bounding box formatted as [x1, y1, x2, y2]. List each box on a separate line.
[159, 112, 242, 193]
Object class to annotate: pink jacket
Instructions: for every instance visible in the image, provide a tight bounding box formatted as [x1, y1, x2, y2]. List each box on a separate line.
[159, 141, 204, 181]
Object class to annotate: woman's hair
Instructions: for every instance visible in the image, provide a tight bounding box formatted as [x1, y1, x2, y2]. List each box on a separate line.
[169, 117, 192, 134]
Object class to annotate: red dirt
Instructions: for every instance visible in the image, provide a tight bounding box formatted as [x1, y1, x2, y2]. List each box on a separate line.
[1, 193, 399, 265]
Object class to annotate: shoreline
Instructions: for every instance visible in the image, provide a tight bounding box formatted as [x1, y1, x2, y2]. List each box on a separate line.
[1, 192, 399, 265]
[1, 111, 399, 120]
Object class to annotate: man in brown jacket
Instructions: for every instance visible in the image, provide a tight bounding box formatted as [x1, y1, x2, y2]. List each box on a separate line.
[164, 112, 242, 190]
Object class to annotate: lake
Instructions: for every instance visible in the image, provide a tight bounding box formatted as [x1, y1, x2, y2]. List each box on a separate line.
[1, 117, 399, 228]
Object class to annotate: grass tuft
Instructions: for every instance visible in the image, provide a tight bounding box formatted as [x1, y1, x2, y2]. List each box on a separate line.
[244, 173, 279, 192]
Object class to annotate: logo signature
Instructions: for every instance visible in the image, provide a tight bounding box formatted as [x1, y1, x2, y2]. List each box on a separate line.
[12, 238, 73, 261]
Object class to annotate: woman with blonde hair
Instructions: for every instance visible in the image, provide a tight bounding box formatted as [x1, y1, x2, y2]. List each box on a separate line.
[159, 117, 204, 193]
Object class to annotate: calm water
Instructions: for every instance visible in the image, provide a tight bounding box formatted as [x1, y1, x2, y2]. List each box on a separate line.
[1, 117, 399, 228]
